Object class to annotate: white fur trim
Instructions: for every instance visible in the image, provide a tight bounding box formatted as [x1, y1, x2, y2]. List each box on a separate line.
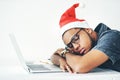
[60, 21, 89, 35]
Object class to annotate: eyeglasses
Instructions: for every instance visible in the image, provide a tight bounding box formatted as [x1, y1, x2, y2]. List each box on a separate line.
[66, 29, 82, 48]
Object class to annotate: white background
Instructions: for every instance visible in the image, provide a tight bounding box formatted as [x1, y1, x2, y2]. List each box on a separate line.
[0, 0, 120, 66]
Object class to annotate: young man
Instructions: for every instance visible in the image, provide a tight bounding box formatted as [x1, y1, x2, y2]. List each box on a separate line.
[50, 3, 120, 73]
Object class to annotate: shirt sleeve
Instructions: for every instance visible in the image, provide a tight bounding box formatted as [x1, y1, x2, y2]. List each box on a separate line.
[92, 30, 120, 64]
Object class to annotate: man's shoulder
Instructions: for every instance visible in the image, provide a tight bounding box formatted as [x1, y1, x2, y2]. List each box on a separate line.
[94, 23, 111, 33]
[94, 23, 111, 38]
[99, 29, 120, 39]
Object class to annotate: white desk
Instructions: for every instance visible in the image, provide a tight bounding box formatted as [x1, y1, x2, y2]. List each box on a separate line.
[0, 64, 120, 80]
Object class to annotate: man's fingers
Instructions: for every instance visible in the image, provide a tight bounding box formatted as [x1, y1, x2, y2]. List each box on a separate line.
[65, 65, 73, 73]
[60, 65, 66, 72]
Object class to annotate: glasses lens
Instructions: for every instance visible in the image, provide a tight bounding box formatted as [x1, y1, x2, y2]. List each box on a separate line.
[66, 29, 81, 48]
[67, 43, 73, 48]
[72, 35, 79, 43]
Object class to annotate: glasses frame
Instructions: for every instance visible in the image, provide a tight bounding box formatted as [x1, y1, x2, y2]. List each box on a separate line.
[66, 28, 82, 48]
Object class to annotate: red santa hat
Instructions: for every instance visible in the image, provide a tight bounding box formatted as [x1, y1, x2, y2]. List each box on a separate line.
[59, 3, 89, 35]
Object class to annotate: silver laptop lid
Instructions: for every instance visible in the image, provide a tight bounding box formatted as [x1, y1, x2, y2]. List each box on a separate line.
[9, 33, 63, 73]
[9, 33, 30, 72]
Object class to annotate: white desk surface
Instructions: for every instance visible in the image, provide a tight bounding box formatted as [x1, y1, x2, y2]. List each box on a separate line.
[0, 64, 120, 80]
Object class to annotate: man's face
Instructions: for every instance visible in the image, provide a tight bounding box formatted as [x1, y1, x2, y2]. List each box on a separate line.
[62, 28, 94, 55]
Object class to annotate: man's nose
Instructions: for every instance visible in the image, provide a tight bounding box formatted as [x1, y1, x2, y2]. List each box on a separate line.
[72, 43, 80, 50]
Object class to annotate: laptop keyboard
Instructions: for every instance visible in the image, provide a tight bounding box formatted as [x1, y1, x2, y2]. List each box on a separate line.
[27, 64, 51, 70]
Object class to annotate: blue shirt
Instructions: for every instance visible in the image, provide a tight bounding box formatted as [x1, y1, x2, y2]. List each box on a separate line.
[93, 23, 120, 72]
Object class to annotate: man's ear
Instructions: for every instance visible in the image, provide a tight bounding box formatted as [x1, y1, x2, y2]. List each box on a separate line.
[84, 28, 93, 34]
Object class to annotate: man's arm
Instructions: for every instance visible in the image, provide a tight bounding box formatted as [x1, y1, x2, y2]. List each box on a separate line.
[50, 48, 65, 66]
[50, 52, 63, 66]
[50, 48, 73, 72]
[65, 49, 109, 73]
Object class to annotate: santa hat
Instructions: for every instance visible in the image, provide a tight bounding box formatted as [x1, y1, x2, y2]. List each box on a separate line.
[59, 3, 89, 35]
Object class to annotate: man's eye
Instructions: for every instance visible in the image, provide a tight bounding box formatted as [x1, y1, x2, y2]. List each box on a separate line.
[72, 35, 79, 42]
[67, 43, 73, 48]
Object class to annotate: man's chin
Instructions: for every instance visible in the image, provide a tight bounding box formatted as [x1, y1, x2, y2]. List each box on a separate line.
[73, 52, 84, 56]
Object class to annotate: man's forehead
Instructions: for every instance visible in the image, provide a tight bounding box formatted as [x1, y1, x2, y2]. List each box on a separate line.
[64, 28, 79, 36]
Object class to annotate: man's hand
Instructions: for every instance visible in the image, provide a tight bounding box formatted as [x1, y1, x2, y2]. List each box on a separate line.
[54, 48, 65, 56]
[54, 48, 73, 73]
[59, 58, 73, 73]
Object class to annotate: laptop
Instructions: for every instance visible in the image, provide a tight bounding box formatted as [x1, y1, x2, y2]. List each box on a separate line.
[9, 33, 63, 73]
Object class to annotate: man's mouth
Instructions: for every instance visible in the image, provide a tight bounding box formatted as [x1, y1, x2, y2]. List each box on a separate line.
[79, 48, 86, 55]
